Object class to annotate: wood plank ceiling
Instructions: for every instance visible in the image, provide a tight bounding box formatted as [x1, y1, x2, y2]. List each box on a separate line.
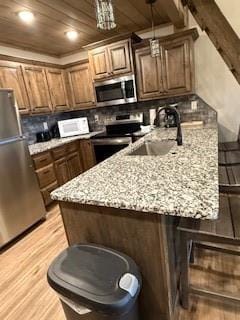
[0, 0, 171, 57]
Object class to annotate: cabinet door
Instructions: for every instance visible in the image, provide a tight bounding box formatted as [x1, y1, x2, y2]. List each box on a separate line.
[54, 157, 70, 186]
[108, 40, 132, 76]
[41, 181, 58, 206]
[45, 68, 70, 112]
[22, 65, 52, 113]
[67, 63, 96, 109]
[162, 37, 193, 95]
[67, 152, 83, 179]
[135, 47, 164, 100]
[0, 62, 30, 114]
[79, 140, 96, 172]
[89, 46, 110, 80]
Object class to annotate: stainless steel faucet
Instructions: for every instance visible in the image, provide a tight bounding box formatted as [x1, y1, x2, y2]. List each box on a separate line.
[154, 106, 183, 146]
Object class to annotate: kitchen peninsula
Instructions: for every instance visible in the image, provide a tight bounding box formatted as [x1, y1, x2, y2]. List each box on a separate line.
[51, 125, 219, 320]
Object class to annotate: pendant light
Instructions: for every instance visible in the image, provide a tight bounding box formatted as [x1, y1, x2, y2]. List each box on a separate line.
[95, 0, 116, 30]
[147, 0, 160, 58]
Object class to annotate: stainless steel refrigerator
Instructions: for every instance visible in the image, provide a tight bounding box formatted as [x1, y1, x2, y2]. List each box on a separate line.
[0, 89, 46, 248]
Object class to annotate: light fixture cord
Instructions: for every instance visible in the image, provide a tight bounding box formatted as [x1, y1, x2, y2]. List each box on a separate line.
[150, 3, 155, 40]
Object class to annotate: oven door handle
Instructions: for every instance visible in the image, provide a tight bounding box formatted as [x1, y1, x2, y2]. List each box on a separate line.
[91, 137, 132, 146]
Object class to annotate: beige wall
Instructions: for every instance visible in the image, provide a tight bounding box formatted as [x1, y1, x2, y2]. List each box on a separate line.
[189, 0, 240, 142]
[0, 45, 60, 64]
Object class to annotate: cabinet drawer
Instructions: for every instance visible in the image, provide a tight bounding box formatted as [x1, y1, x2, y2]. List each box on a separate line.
[52, 145, 66, 160]
[33, 152, 52, 170]
[66, 141, 78, 153]
[41, 181, 58, 206]
[36, 164, 56, 188]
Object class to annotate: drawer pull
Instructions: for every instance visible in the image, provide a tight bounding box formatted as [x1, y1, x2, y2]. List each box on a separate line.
[43, 170, 50, 175]
[40, 159, 47, 162]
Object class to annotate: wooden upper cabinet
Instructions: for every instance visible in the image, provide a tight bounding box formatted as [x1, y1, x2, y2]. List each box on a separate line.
[108, 40, 132, 76]
[22, 65, 52, 114]
[0, 62, 30, 114]
[135, 33, 195, 101]
[89, 46, 110, 80]
[135, 47, 163, 100]
[162, 37, 193, 94]
[45, 68, 70, 112]
[67, 62, 96, 109]
[88, 39, 133, 80]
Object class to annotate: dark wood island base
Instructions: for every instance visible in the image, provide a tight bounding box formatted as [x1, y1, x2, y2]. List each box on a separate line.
[59, 201, 180, 320]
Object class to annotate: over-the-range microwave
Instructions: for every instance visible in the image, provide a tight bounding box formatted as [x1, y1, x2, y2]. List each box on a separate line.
[94, 74, 137, 107]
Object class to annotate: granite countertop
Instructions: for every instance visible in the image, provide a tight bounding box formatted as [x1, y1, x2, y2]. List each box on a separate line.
[28, 131, 102, 156]
[51, 125, 219, 220]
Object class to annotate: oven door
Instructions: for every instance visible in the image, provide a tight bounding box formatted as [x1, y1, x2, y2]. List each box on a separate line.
[94, 75, 137, 107]
[92, 137, 132, 163]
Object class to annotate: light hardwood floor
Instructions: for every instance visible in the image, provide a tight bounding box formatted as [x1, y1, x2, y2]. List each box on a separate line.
[0, 205, 67, 320]
[0, 205, 240, 320]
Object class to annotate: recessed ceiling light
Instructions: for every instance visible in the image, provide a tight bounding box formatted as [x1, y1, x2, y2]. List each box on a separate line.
[65, 30, 79, 41]
[18, 11, 35, 24]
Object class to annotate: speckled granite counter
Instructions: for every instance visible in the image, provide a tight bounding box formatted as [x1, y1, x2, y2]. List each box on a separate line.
[28, 131, 101, 156]
[51, 125, 219, 220]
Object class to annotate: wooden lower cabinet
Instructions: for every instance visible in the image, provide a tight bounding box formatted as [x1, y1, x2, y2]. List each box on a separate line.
[33, 151, 58, 207]
[54, 157, 70, 186]
[41, 181, 59, 207]
[67, 152, 83, 179]
[79, 139, 96, 171]
[32, 139, 95, 207]
[55, 152, 83, 185]
[36, 164, 56, 189]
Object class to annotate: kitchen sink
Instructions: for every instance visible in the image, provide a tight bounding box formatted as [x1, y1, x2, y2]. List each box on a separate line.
[128, 140, 175, 156]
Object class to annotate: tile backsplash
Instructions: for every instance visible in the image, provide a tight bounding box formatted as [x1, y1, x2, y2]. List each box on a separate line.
[21, 94, 217, 144]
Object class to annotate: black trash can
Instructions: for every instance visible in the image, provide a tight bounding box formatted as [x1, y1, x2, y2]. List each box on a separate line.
[47, 244, 142, 320]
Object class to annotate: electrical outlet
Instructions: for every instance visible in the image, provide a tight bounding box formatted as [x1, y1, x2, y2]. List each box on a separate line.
[94, 115, 99, 122]
[191, 100, 198, 111]
[43, 122, 48, 131]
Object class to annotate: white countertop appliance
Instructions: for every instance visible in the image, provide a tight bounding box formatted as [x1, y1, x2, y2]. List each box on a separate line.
[58, 117, 90, 138]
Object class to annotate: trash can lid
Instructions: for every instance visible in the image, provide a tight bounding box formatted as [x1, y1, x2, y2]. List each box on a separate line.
[47, 244, 141, 315]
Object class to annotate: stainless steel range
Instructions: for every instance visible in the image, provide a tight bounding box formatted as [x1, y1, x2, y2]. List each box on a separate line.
[91, 113, 143, 163]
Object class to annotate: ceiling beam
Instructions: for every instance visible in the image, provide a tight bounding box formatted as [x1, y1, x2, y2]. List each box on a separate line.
[155, 0, 187, 28]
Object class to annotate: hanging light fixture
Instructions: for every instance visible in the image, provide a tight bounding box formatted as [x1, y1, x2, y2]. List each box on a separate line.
[95, 0, 116, 30]
[147, 0, 160, 58]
